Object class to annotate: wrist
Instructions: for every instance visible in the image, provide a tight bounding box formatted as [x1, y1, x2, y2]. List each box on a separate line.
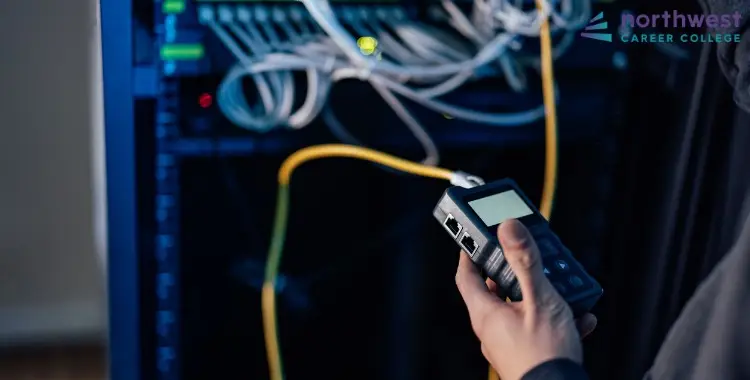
[520, 358, 588, 380]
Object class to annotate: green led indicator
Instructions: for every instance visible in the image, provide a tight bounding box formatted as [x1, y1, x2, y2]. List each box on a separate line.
[163, 0, 186, 13]
[160, 44, 204, 60]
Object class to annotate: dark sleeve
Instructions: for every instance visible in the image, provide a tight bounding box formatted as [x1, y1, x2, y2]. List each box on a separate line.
[698, 0, 750, 112]
[521, 359, 589, 380]
[644, 213, 750, 379]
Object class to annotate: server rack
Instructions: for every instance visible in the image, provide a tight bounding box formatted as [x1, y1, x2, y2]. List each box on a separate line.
[102, 1, 632, 379]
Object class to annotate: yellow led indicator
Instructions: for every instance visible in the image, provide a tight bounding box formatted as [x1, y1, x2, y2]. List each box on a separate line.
[443, 114, 454, 119]
[357, 36, 378, 56]
[163, 0, 186, 13]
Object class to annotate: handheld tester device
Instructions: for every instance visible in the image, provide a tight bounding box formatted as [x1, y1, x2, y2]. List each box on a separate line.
[433, 178, 602, 316]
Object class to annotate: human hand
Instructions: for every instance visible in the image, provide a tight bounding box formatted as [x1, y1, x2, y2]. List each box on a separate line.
[455, 219, 597, 380]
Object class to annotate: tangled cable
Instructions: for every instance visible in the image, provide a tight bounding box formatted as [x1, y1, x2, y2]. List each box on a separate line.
[198, 0, 591, 165]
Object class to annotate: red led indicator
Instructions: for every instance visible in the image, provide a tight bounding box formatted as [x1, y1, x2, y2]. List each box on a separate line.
[199, 93, 213, 108]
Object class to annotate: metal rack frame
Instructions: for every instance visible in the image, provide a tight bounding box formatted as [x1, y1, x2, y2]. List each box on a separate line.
[103, 0, 184, 378]
[101, 0, 140, 378]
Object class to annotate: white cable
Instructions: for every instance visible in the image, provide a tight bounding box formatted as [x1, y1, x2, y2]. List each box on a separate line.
[270, 6, 332, 129]
[299, 0, 515, 81]
[274, 7, 303, 45]
[206, 13, 282, 132]
[228, 19, 295, 124]
[355, 71, 546, 126]
[208, 5, 336, 131]
[198, 0, 592, 134]
[394, 25, 453, 64]
[284, 63, 543, 126]
[218, 1, 528, 83]
[253, 6, 297, 126]
[355, 9, 442, 164]
[498, 54, 527, 92]
[358, 7, 428, 66]
[235, 43, 546, 127]
[441, 0, 529, 92]
[395, 24, 473, 65]
[415, 70, 475, 99]
[216, 64, 280, 133]
[321, 81, 441, 165]
[370, 81, 440, 165]
[246, 44, 544, 127]
[376, 32, 431, 66]
[442, 0, 487, 44]
[330, 6, 441, 165]
[290, 6, 315, 40]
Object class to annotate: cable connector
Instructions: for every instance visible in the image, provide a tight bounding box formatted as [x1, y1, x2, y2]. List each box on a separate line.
[237, 6, 252, 23]
[198, 5, 214, 24]
[450, 171, 485, 189]
[217, 5, 234, 23]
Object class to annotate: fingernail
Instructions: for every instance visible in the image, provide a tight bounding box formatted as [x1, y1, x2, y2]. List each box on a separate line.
[499, 219, 530, 244]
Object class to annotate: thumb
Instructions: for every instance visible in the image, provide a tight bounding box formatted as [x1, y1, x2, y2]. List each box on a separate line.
[497, 219, 553, 307]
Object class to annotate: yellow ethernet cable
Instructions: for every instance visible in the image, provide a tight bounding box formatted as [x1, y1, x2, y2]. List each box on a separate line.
[262, 144, 457, 380]
[261, 0, 559, 374]
[488, 0, 559, 379]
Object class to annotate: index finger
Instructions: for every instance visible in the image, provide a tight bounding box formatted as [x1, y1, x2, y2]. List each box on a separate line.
[456, 251, 506, 326]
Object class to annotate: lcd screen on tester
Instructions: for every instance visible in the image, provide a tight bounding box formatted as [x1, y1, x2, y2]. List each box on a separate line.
[468, 190, 534, 226]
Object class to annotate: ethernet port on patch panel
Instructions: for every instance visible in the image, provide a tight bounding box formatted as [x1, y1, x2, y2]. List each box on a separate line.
[443, 214, 463, 238]
[460, 233, 478, 256]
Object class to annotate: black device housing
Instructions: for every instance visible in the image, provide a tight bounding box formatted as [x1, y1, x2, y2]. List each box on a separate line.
[433, 178, 602, 316]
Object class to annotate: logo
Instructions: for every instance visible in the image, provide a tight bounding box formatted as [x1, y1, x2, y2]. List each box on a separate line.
[579, 11, 744, 44]
[580, 12, 612, 42]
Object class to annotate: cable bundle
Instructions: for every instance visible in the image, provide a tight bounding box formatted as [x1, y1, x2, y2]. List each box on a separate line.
[199, 5, 331, 133]
[198, 0, 589, 165]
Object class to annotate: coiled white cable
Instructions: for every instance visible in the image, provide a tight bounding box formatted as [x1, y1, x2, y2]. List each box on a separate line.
[218, 40, 546, 127]
[203, 7, 281, 132]
[214, 42, 546, 126]
[269, 6, 333, 129]
[199, 0, 592, 134]
[231, 9, 295, 125]
[206, 5, 336, 131]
